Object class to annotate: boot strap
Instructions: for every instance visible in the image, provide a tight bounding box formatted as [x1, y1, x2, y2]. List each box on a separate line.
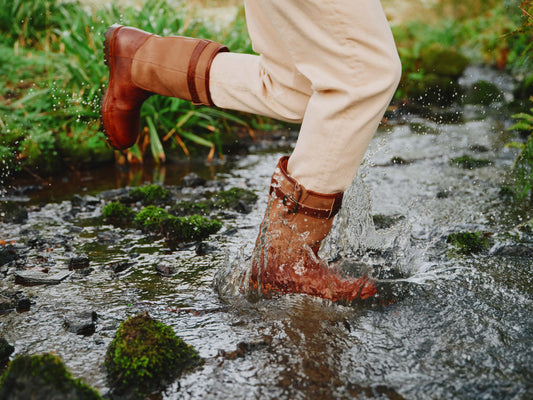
[270, 185, 342, 219]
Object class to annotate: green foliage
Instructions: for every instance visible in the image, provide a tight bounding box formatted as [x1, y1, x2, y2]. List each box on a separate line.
[102, 202, 136, 226]
[105, 314, 201, 398]
[0, 0, 260, 179]
[128, 184, 170, 205]
[449, 155, 492, 169]
[0, 353, 103, 400]
[446, 231, 491, 255]
[507, 100, 533, 201]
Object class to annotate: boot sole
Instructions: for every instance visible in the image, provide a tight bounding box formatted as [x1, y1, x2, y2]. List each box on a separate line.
[100, 24, 125, 150]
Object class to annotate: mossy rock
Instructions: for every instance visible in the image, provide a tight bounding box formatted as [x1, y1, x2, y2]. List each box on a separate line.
[162, 214, 222, 243]
[447, 231, 491, 255]
[464, 80, 504, 105]
[0, 338, 14, 368]
[170, 200, 213, 216]
[102, 201, 136, 227]
[212, 188, 258, 209]
[134, 205, 170, 232]
[127, 184, 170, 205]
[135, 206, 221, 242]
[405, 73, 463, 106]
[105, 314, 201, 398]
[449, 155, 492, 169]
[0, 353, 103, 400]
[419, 44, 469, 79]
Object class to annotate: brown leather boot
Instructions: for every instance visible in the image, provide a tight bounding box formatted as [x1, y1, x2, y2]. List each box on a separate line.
[248, 156, 377, 302]
[101, 24, 228, 150]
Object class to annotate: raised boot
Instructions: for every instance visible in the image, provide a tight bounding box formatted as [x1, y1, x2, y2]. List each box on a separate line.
[101, 24, 228, 150]
[248, 156, 377, 302]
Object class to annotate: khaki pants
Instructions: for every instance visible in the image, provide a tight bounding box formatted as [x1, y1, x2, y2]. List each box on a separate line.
[210, 0, 401, 194]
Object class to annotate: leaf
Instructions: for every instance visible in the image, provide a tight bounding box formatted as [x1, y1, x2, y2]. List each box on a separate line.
[146, 116, 166, 164]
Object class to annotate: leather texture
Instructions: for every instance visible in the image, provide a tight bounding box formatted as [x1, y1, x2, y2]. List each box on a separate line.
[101, 24, 228, 150]
[247, 156, 377, 303]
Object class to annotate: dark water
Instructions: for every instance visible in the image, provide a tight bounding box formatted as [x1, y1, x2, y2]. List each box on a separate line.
[1, 97, 533, 398]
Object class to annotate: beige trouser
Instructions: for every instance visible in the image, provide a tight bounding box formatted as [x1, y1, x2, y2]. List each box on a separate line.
[210, 0, 401, 194]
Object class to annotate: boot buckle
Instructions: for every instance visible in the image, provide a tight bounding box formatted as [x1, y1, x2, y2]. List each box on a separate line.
[282, 194, 299, 213]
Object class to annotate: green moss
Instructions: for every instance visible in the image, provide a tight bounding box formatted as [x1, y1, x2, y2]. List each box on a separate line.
[447, 231, 491, 255]
[406, 73, 463, 106]
[162, 214, 222, 243]
[212, 188, 258, 209]
[449, 155, 492, 169]
[135, 206, 221, 242]
[171, 200, 213, 216]
[0, 353, 102, 400]
[129, 184, 170, 205]
[134, 206, 169, 232]
[101, 202, 135, 226]
[105, 314, 201, 398]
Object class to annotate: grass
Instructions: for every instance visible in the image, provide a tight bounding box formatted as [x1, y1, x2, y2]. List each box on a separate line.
[0, 0, 268, 179]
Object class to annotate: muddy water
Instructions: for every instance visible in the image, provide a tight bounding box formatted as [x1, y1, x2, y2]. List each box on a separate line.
[1, 80, 533, 398]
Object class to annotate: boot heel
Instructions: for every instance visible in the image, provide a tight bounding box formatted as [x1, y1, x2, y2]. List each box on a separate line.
[103, 24, 123, 67]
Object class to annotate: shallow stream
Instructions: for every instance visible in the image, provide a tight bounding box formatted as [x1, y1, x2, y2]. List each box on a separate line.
[1, 69, 533, 399]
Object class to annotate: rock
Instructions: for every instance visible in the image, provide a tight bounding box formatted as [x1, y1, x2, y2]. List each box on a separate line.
[464, 80, 504, 105]
[64, 311, 97, 336]
[0, 244, 18, 266]
[155, 264, 176, 277]
[71, 194, 100, 208]
[195, 242, 218, 256]
[181, 172, 206, 187]
[68, 255, 90, 270]
[105, 313, 201, 398]
[14, 270, 72, 286]
[0, 338, 14, 368]
[107, 261, 133, 274]
[0, 201, 28, 224]
[0, 353, 103, 400]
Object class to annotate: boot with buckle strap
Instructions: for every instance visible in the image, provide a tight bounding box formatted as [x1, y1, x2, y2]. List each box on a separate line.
[247, 156, 377, 302]
[101, 24, 228, 150]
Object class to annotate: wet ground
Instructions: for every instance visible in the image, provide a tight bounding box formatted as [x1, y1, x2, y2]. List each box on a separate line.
[1, 66, 533, 399]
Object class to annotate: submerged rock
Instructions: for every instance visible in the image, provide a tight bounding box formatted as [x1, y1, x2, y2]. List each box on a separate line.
[0, 338, 14, 368]
[0, 353, 103, 399]
[0, 244, 18, 266]
[105, 313, 201, 398]
[64, 311, 97, 336]
[181, 172, 206, 187]
[449, 155, 492, 169]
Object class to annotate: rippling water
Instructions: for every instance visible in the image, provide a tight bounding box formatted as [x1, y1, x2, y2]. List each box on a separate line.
[1, 101, 532, 399]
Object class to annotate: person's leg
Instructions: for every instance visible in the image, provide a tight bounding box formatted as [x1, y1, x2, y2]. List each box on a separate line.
[244, 0, 401, 300]
[209, 0, 312, 123]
